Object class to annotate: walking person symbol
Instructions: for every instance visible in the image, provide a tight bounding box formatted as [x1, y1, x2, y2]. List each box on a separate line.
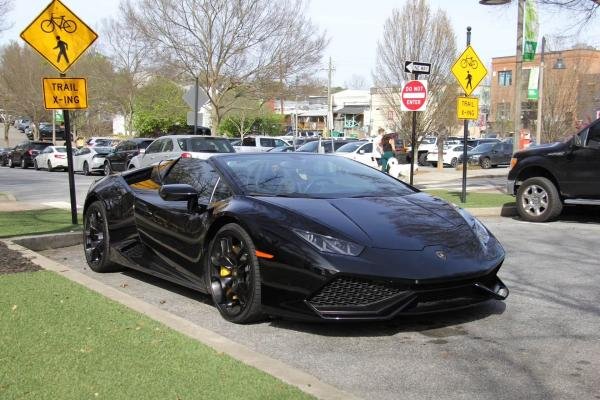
[466, 70, 473, 90]
[54, 36, 69, 64]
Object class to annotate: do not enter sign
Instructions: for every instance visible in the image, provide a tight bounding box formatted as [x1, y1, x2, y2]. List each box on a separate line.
[401, 80, 428, 112]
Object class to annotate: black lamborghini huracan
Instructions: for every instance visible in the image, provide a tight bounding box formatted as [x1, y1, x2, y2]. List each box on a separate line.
[83, 153, 508, 323]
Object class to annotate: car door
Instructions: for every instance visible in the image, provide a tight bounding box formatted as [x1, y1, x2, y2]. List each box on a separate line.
[133, 158, 221, 284]
[36, 147, 49, 167]
[355, 143, 375, 167]
[108, 141, 130, 171]
[139, 139, 163, 167]
[563, 122, 600, 198]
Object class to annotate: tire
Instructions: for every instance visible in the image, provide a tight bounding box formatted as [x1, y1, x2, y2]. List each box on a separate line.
[418, 152, 429, 166]
[47, 160, 53, 172]
[206, 223, 263, 324]
[480, 157, 491, 169]
[450, 157, 458, 168]
[83, 201, 121, 272]
[83, 162, 90, 176]
[34, 160, 39, 170]
[430, 162, 437, 168]
[8, 158, 14, 168]
[20, 158, 27, 169]
[103, 162, 111, 176]
[516, 177, 563, 223]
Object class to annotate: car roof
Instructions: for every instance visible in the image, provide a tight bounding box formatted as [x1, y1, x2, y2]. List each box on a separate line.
[160, 135, 229, 139]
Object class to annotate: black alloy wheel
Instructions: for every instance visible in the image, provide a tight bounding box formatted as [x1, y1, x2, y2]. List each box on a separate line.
[480, 157, 491, 169]
[103, 161, 111, 176]
[83, 201, 120, 272]
[206, 223, 263, 324]
[83, 161, 90, 176]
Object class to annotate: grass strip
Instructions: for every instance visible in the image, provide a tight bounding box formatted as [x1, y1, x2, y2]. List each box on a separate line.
[425, 189, 515, 208]
[0, 209, 80, 238]
[0, 270, 313, 400]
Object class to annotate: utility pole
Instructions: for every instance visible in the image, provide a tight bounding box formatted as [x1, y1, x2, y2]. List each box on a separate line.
[326, 56, 333, 137]
[513, 0, 525, 154]
[535, 36, 546, 146]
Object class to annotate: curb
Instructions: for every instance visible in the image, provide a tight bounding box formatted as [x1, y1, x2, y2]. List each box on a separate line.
[3, 239, 361, 400]
[0, 193, 16, 201]
[11, 231, 82, 251]
[466, 205, 517, 218]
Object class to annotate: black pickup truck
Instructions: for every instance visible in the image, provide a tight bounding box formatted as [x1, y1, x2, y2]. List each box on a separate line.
[507, 120, 600, 222]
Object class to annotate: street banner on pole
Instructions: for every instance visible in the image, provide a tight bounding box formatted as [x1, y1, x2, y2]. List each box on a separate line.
[527, 67, 539, 99]
[523, 0, 539, 61]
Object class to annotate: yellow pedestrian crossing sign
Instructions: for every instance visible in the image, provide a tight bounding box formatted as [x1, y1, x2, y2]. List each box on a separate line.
[20, 0, 98, 73]
[451, 46, 487, 96]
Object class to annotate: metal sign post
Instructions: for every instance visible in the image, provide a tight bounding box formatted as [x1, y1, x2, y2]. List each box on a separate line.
[461, 28, 472, 204]
[21, 0, 98, 225]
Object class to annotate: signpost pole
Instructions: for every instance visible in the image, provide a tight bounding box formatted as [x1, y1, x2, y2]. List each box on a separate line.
[409, 72, 419, 186]
[461, 27, 472, 204]
[60, 73, 77, 225]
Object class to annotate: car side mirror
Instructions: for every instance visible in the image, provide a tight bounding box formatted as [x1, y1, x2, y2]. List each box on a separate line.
[159, 184, 201, 212]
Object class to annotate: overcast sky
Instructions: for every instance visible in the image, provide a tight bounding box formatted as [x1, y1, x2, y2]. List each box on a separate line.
[3, 0, 598, 87]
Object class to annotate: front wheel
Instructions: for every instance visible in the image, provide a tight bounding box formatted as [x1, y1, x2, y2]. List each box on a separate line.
[8, 158, 14, 168]
[417, 153, 429, 166]
[34, 160, 40, 170]
[83, 161, 90, 176]
[206, 223, 263, 324]
[480, 157, 491, 169]
[103, 162, 111, 176]
[47, 160, 53, 172]
[516, 177, 563, 222]
[450, 157, 458, 168]
[83, 201, 121, 272]
[20, 158, 27, 169]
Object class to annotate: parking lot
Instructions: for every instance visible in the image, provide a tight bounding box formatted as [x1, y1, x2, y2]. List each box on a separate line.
[39, 213, 600, 400]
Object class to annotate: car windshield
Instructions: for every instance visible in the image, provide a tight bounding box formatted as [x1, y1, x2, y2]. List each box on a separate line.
[32, 143, 51, 150]
[94, 139, 113, 147]
[219, 154, 415, 198]
[472, 143, 495, 152]
[296, 141, 318, 152]
[177, 137, 235, 153]
[139, 140, 155, 149]
[55, 147, 67, 153]
[336, 141, 366, 153]
[421, 137, 436, 144]
[94, 147, 112, 155]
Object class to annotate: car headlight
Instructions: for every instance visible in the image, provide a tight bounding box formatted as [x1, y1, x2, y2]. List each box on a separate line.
[292, 229, 364, 256]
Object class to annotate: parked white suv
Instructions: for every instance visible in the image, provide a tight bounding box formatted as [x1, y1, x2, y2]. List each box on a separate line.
[233, 136, 288, 152]
[128, 135, 235, 169]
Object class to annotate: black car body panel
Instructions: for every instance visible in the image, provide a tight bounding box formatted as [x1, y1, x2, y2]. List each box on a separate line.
[105, 138, 155, 172]
[84, 154, 508, 321]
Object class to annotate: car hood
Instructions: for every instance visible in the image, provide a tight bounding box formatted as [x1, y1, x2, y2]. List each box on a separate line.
[254, 193, 476, 251]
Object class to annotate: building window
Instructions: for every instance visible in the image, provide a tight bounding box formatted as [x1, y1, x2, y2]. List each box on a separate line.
[498, 71, 512, 87]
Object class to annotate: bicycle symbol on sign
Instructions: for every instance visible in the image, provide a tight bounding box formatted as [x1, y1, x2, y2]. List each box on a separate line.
[40, 13, 77, 33]
[460, 56, 478, 69]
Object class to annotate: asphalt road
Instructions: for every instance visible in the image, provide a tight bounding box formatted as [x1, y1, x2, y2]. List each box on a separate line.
[40, 214, 600, 400]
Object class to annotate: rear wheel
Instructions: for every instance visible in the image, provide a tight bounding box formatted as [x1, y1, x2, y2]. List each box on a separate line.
[516, 177, 563, 222]
[47, 160, 53, 172]
[450, 157, 458, 168]
[480, 157, 491, 169]
[20, 158, 27, 169]
[83, 201, 121, 272]
[8, 158, 14, 168]
[103, 162, 111, 176]
[418, 152, 429, 166]
[206, 223, 263, 324]
[83, 161, 90, 176]
[34, 160, 40, 170]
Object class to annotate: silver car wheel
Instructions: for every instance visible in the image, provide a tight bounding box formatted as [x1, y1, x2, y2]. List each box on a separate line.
[521, 184, 549, 217]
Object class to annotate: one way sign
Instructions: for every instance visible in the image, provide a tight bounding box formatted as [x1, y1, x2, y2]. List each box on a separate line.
[404, 61, 431, 75]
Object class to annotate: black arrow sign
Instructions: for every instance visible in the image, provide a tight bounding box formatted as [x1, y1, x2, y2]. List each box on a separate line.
[404, 61, 431, 74]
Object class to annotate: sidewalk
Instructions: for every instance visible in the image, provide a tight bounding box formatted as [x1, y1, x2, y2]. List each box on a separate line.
[411, 165, 508, 185]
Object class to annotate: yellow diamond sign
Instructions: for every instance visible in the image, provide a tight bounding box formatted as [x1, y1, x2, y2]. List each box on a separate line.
[451, 46, 487, 96]
[20, 0, 98, 73]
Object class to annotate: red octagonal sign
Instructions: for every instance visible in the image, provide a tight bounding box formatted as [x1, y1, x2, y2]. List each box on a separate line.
[401, 80, 428, 112]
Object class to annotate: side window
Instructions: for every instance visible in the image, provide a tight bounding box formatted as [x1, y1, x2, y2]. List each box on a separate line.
[116, 142, 129, 152]
[260, 138, 275, 147]
[361, 143, 373, 153]
[585, 123, 600, 149]
[211, 178, 233, 203]
[274, 139, 286, 147]
[242, 137, 256, 146]
[164, 159, 218, 203]
[144, 140, 162, 154]
[43, 147, 51, 153]
[162, 139, 174, 152]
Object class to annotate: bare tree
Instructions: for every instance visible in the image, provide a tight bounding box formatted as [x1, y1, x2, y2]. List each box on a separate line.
[344, 74, 369, 90]
[124, 0, 327, 132]
[0, 42, 54, 142]
[100, 4, 153, 135]
[374, 0, 458, 166]
[0, 0, 14, 35]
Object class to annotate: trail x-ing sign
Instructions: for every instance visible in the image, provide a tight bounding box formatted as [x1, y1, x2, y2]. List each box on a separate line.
[42, 78, 88, 109]
[401, 80, 428, 112]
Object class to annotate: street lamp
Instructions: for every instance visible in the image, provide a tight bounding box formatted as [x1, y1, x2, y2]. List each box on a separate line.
[480, 0, 524, 154]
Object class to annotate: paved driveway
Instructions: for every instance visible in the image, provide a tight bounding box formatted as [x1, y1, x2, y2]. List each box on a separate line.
[39, 214, 600, 400]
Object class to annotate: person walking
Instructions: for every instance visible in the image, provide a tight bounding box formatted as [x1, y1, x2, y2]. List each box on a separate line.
[380, 133, 396, 172]
[372, 128, 385, 167]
